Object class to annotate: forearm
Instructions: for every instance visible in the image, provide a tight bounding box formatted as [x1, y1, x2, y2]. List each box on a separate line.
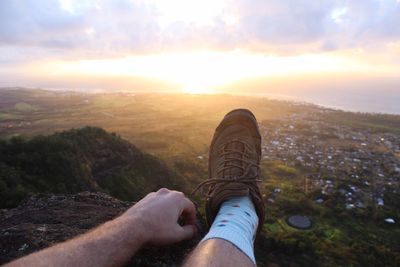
[5, 215, 145, 267]
[5, 189, 196, 267]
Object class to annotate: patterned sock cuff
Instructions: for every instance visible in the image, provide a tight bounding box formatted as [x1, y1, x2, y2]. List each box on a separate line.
[201, 196, 258, 264]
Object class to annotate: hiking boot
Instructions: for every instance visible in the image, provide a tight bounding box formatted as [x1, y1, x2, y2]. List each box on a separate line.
[194, 109, 265, 236]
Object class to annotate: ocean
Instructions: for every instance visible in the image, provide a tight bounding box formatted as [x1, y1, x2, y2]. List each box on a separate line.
[256, 90, 400, 115]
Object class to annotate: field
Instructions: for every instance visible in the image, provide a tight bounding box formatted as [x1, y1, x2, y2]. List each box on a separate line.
[1, 88, 400, 266]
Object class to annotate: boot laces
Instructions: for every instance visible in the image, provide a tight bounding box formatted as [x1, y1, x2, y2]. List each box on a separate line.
[192, 139, 261, 198]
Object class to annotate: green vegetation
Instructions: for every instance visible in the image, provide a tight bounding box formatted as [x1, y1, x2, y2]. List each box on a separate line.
[258, 176, 400, 266]
[14, 102, 37, 112]
[0, 127, 184, 208]
[0, 112, 21, 120]
[269, 161, 298, 177]
[324, 110, 400, 134]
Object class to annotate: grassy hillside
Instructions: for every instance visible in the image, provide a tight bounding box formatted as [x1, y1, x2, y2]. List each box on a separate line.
[0, 127, 184, 208]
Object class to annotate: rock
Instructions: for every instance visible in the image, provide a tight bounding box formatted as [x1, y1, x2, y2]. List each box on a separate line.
[0, 192, 205, 266]
[315, 198, 324, 204]
[18, 244, 28, 251]
[286, 215, 312, 230]
[385, 218, 395, 224]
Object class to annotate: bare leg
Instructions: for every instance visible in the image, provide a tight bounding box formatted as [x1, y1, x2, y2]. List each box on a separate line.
[183, 238, 254, 267]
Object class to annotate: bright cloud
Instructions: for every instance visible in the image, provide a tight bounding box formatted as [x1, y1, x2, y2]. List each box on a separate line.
[331, 7, 348, 23]
[1, 0, 399, 56]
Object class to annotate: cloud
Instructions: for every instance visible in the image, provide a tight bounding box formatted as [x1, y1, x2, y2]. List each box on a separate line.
[0, 0, 399, 61]
[0, 0, 162, 58]
[231, 1, 332, 43]
[0, 1, 84, 46]
[225, 0, 400, 53]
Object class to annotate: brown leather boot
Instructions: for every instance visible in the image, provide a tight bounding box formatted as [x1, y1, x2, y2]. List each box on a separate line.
[194, 109, 265, 236]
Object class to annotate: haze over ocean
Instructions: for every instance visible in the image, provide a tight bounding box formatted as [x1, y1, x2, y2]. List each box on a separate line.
[258, 91, 400, 115]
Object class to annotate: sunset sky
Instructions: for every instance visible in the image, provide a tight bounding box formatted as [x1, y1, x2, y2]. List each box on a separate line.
[0, 0, 399, 96]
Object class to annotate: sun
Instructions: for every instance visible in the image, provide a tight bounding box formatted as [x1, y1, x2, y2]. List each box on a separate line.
[182, 87, 212, 94]
[38, 49, 382, 94]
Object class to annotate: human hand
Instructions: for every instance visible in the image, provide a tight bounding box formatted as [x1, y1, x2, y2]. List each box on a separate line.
[121, 188, 197, 246]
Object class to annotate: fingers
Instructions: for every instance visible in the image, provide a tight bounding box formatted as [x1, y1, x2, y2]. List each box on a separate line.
[181, 197, 196, 225]
[155, 188, 197, 226]
[133, 188, 198, 246]
[176, 224, 196, 241]
[157, 188, 170, 194]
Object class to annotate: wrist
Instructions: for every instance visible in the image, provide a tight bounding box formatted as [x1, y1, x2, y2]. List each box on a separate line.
[113, 214, 149, 247]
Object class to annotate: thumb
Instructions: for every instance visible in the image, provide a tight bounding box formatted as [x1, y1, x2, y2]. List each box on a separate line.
[176, 224, 196, 241]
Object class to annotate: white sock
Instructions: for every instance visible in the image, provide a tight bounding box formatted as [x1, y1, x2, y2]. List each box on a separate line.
[201, 196, 258, 264]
